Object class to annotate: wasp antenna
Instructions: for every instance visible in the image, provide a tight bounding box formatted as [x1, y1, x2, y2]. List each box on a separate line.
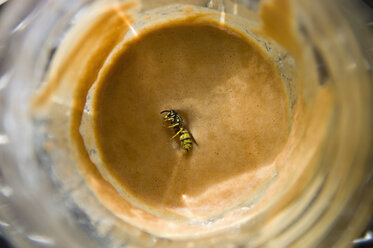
[160, 110, 170, 114]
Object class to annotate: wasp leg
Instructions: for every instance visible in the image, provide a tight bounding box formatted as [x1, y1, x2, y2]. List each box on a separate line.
[167, 123, 180, 128]
[170, 128, 183, 140]
[189, 132, 198, 146]
[164, 117, 174, 122]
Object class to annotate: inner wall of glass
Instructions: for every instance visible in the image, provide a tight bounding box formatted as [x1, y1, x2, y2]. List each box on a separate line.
[295, 1, 372, 247]
[1, 1, 107, 247]
[255, 0, 373, 247]
[0, 0, 371, 247]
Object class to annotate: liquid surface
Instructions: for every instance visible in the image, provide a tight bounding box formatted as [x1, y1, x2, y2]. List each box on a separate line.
[80, 21, 290, 217]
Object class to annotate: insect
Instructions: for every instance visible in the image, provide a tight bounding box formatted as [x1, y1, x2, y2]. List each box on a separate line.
[160, 109, 197, 152]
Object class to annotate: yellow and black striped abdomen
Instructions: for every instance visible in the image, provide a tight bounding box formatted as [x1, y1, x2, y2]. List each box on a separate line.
[180, 129, 193, 152]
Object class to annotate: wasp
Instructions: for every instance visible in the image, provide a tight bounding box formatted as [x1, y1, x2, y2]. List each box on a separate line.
[160, 110, 197, 152]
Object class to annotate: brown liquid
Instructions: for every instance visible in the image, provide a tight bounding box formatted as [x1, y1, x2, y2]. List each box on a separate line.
[80, 22, 290, 216]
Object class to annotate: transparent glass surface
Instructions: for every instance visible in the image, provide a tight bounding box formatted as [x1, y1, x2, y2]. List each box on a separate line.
[0, 0, 372, 247]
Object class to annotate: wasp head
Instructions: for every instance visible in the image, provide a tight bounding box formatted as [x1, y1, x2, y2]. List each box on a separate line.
[161, 109, 177, 119]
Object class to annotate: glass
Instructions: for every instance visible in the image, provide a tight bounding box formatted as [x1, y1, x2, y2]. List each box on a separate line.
[0, 0, 372, 247]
